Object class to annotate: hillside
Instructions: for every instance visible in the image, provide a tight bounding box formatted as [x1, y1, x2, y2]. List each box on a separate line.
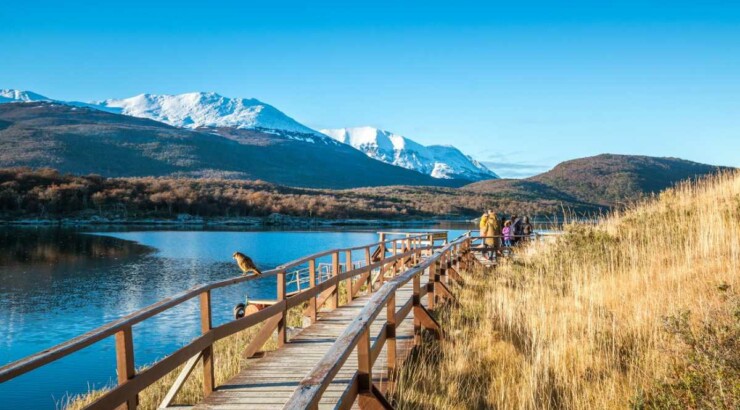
[321, 126, 498, 181]
[0, 102, 458, 189]
[465, 154, 729, 207]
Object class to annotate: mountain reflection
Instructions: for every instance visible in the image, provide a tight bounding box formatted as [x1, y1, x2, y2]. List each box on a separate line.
[0, 228, 153, 269]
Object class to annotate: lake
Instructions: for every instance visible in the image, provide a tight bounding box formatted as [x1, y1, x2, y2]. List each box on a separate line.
[0, 224, 472, 410]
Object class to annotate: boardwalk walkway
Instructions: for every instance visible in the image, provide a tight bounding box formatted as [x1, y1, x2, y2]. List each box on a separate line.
[194, 272, 429, 409]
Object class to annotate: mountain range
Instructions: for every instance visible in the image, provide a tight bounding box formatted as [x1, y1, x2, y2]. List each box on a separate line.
[0, 101, 455, 188]
[320, 126, 498, 181]
[0, 89, 495, 183]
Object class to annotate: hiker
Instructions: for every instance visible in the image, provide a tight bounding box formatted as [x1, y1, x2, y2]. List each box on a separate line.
[502, 220, 513, 247]
[479, 212, 489, 237]
[485, 210, 499, 260]
[511, 214, 523, 244]
[521, 216, 533, 240]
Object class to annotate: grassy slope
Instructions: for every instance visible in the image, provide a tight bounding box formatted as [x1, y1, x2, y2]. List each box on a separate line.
[396, 171, 740, 409]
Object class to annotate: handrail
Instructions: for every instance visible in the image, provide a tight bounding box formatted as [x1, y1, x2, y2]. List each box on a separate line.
[283, 236, 469, 408]
[0, 232, 437, 405]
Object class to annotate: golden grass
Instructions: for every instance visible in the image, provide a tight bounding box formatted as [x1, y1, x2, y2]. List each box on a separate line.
[394, 171, 740, 409]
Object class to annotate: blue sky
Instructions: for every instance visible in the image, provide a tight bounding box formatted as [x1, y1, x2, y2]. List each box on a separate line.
[1, 1, 738, 177]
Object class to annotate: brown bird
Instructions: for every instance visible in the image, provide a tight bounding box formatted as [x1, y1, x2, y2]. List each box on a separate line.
[233, 252, 262, 276]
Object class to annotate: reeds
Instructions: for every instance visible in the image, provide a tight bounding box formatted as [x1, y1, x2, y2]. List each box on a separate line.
[394, 171, 740, 409]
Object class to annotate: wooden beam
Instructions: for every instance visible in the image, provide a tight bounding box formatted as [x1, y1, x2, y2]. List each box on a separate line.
[386, 293, 397, 382]
[434, 281, 458, 306]
[365, 247, 373, 293]
[114, 326, 136, 410]
[357, 329, 372, 392]
[241, 313, 281, 358]
[331, 252, 339, 309]
[277, 271, 287, 347]
[158, 351, 202, 409]
[415, 304, 443, 340]
[308, 259, 317, 323]
[346, 250, 354, 303]
[199, 291, 215, 397]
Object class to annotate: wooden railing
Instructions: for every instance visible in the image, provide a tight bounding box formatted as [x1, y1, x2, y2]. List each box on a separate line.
[283, 235, 474, 409]
[0, 232, 448, 410]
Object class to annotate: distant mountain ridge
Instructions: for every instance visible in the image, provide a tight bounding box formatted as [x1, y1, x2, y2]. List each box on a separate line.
[321, 126, 498, 181]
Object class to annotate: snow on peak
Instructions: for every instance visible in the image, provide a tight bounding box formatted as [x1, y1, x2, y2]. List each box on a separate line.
[95, 91, 323, 136]
[321, 127, 499, 181]
[0, 89, 52, 103]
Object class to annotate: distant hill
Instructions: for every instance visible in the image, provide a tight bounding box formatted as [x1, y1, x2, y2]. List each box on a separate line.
[0, 102, 458, 189]
[465, 154, 730, 208]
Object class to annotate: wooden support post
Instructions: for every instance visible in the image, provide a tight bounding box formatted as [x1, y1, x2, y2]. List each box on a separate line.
[115, 326, 137, 410]
[412, 274, 422, 346]
[345, 250, 353, 303]
[277, 270, 287, 346]
[357, 328, 372, 393]
[331, 252, 339, 309]
[428, 260, 439, 309]
[200, 290, 215, 397]
[386, 293, 397, 380]
[439, 252, 448, 286]
[365, 246, 373, 293]
[308, 259, 317, 323]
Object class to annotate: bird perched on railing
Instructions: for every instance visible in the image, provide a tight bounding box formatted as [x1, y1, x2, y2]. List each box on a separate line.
[233, 252, 262, 276]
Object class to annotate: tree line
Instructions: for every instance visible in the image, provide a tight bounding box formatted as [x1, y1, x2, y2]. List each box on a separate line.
[0, 168, 572, 221]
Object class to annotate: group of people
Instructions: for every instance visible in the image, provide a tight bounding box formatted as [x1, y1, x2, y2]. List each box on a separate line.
[478, 210, 534, 258]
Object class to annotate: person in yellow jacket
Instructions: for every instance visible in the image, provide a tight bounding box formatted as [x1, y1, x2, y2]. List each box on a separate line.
[484, 210, 500, 259]
[479, 212, 489, 241]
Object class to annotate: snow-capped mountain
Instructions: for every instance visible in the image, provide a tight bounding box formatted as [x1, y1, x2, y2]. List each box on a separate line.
[321, 126, 498, 181]
[0, 89, 335, 144]
[95, 92, 323, 135]
[0, 89, 52, 103]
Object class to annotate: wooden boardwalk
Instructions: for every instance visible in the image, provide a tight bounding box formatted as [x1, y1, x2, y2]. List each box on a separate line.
[194, 272, 429, 410]
[0, 232, 479, 410]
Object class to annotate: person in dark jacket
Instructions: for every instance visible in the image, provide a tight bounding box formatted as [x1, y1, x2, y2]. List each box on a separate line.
[511, 214, 523, 244]
[521, 216, 533, 241]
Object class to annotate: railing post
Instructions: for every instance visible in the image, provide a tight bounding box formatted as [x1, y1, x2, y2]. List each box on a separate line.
[115, 326, 137, 410]
[308, 259, 317, 323]
[357, 328, 372, 393]
[331, 251, 339, 309]
[345, 250, 353, 303]
[200, 290, 215, 396]
[386, 292, 397, 379]
[440, 251, 448, 286]
[428, 258, 439, 309]
[412, 273, 422, 346]
[278, 270, 287, 346]
[365, 246, 372, 293]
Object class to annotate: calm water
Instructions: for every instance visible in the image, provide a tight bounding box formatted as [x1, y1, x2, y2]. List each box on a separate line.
[0, 225, 470, 410]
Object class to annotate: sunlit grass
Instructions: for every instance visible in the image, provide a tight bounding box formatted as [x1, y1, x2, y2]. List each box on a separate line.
[394, 171, 740, 409]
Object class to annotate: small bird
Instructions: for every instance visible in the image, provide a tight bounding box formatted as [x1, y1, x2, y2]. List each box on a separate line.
[233, 252, 262, 276]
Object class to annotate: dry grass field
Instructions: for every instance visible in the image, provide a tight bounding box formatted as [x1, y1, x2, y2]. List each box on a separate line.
[394, 171, 739, 409]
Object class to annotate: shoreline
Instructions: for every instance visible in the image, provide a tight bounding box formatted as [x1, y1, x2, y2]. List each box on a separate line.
[0, 214, 475, 228]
